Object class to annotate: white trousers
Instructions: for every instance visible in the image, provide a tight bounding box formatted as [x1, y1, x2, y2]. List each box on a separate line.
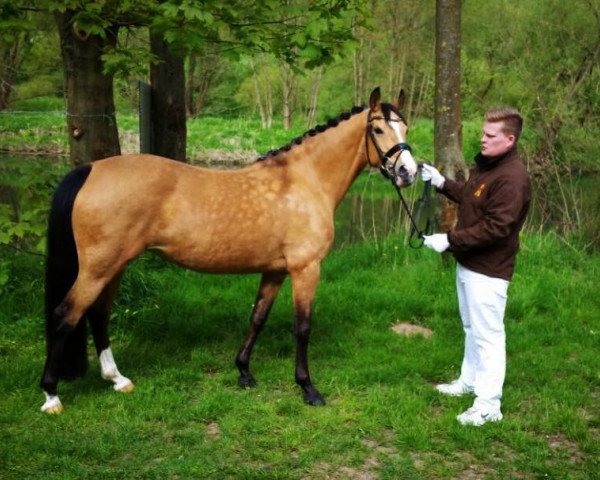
[456, 263, 509, 412]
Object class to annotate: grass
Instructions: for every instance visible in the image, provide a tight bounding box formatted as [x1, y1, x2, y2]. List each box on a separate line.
[0, 100, 599, 478]
[1, 214, 599, 478]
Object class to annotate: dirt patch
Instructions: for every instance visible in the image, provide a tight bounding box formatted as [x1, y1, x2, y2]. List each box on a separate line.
[547, 433, 585, 463]
[303, 460, 379, 480]
[391, 322, 433, 338]
[302, 434, 400, 480]
[205, 421, 221, 438]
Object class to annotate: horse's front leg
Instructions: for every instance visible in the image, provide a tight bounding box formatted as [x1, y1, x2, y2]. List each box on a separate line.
[290, 262, 325, 406]
[236, 271, 286, 388]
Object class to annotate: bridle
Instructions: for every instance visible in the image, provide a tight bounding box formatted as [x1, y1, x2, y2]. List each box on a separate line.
[365, 111, 413, 182]
[365, 111, 434, 248]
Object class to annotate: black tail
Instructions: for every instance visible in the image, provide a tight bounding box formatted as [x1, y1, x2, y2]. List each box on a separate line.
[45, 164, 92, 380]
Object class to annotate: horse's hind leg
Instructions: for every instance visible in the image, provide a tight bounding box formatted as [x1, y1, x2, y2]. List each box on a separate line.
[88, 272, 133, 393]
[236, 271, 286, 388]
[40, 269, 124, 413]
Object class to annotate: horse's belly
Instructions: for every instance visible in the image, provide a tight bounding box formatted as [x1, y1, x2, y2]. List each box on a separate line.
[151, 237, 287, 274]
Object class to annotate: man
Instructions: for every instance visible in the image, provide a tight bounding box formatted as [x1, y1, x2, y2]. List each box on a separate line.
[421, 107, 531, 426]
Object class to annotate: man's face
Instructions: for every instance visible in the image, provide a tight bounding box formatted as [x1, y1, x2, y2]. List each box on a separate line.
[481, 121, 515, 157]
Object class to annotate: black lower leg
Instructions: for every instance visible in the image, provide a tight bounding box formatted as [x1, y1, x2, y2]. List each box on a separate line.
[88, 274, 121, 355]
[236, 272, 284, 388]
[294, 307, 325, 406]
[236, 296, 273, 388]
[88, 307, 110, 356]
[40, 323, 73, 396]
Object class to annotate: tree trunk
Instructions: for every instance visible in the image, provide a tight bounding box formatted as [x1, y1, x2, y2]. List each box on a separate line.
[250, 58, 268, 128]
[306, 68, 322, 128]
[281, 61, 294, 130]
[407, 71, 417, 125]
[185, 53, 197, 117]
[388, 15, 399, 100]
[353, 19, 364, 106]
[265, 68, 273, 129]
[434, 0, 467, 232]
[194, 52, 218, 115]
[150, 32, 187, 162]
[0, 31, 29, 111]
[55, 12, 120, 166]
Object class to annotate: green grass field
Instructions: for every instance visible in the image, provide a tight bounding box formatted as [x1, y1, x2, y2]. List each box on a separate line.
[1, 214, 599, 478]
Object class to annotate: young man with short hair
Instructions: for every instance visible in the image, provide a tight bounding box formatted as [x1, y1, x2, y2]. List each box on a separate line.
[421, 107, 531, 426]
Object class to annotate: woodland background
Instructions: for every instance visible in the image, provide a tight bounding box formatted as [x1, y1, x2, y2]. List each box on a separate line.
[1, 0, 599, 250]
[1, 0, 598, 160]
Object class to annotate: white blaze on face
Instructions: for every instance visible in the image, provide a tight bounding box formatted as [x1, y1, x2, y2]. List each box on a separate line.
[389, 120, 417, 176]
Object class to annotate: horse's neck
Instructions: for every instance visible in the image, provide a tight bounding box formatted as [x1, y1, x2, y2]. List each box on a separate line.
[287, 113, 368, 209]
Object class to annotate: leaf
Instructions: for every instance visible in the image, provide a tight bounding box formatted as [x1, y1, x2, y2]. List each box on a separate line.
[291, 32, 306, 48]
[0, 231, 11, 245]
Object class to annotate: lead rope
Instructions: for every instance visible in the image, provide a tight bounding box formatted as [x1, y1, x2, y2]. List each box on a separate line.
[365, 114, 432, 248]
[384, 169, 434, 249]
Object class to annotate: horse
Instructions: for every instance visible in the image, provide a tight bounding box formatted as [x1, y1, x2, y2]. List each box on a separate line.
[40, 87, 417, 413]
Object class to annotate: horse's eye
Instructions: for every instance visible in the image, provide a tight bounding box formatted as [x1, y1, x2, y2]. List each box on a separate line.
[374, 127, 384, 134]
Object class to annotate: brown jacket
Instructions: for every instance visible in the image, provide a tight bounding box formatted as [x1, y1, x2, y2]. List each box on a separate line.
[440, 148, 531, 280]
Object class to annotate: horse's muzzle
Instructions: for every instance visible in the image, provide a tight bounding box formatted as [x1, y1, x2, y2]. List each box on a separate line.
[395, 165, 416, 187]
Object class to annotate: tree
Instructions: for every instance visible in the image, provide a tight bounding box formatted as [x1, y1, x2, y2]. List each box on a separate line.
[150, 31, 186, 161]
[2, 0, 368, 164]
[185, 45, 222, 117]
[249, 55, 274, 128]
[434, 0, 466, 231]
[0, 7, 31, 110]
[55, 11, 121, 165]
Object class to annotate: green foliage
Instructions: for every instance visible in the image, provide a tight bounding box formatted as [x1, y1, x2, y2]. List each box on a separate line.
[462, 0, 600, 169]
[0, 157, 69, 257]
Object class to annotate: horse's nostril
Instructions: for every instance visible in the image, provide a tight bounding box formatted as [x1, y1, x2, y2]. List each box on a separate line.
[397, 166, 415, 186]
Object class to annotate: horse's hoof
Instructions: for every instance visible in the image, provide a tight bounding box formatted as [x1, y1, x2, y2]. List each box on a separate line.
[303, 391, 326, 406]
[238, 375, 257, 389]
[41, 396, 63, 414]
[45, 404, 64, 414]
[116, 381, 134, 393]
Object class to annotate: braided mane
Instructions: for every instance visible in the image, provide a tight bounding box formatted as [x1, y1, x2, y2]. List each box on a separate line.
[256, 106, 367, 162]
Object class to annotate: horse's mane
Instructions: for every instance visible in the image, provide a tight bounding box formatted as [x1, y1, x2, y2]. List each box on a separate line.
[256, 105, 367, 162]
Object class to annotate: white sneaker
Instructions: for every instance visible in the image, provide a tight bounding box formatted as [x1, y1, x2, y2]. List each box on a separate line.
[456, 407, 503, 426]
[435, 379, 474, 396]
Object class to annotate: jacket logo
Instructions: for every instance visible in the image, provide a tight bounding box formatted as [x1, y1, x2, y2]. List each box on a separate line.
[474, 183, 486, 198]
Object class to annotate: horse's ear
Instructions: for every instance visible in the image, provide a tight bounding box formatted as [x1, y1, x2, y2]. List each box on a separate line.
[393, 89, 406, 110]
[369, 87, 381, 111]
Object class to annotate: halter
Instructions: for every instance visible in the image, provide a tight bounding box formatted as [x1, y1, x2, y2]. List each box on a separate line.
[365, 112, 433, 248]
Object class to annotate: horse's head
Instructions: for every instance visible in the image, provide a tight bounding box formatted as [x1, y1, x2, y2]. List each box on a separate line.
[366, 87, 418, 187]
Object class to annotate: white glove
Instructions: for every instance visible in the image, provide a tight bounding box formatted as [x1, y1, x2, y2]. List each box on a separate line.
[423, 233, 450, 253]
[421, 164, 445, 189]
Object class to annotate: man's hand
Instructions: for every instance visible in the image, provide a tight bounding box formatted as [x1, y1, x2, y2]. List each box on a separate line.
[423, 233, 450, 253]
[421, 164, 445, 189]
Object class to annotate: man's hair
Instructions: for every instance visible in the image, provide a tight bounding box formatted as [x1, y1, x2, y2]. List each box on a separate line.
[485, 107, 523, 141]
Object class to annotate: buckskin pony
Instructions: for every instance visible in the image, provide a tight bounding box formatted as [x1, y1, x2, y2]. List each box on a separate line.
[40, 87, 417, 413]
